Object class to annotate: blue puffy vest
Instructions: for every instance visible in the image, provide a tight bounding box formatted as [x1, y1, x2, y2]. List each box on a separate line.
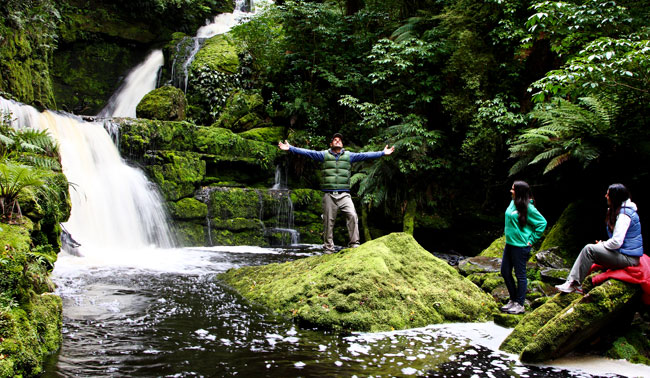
[607, 207, 644, 257]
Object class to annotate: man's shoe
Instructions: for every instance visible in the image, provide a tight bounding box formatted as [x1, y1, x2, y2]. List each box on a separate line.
[323, 248, 336, 255]
[507, 302, 525, 315]
[555, 280, 583, 294]
[500, 300, 516, 313]
[349, 243, 360, 248]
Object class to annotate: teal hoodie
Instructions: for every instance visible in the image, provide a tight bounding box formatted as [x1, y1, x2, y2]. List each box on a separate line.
[504, 200, 547, 247]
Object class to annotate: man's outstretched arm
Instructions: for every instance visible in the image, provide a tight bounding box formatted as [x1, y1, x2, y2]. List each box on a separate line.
[278, 140, 325, 162]
[349, 145, 395, 162]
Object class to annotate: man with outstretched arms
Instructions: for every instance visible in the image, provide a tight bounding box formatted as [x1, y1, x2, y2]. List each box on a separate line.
[278, 133, 395, 253]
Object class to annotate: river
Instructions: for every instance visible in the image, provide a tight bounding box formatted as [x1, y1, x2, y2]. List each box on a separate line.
[42, 245, 647, 377]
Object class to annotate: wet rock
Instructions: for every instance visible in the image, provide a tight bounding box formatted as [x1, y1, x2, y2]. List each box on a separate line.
[458, 256, 502, 275]
[500, 277, 642, 362]
[534, 247, 566, 269]
[540, 267, 569, 283]
[219, 233, 497, 332]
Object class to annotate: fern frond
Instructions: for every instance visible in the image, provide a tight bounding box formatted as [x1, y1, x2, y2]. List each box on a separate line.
[543, 152, 571, 174]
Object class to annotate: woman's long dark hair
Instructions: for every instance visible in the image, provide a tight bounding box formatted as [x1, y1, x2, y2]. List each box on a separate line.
[606, 183, 630, 232]
[513, 181, 533, 227]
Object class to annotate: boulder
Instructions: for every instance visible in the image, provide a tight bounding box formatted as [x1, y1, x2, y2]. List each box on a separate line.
[478, 235, 505, 258]
[136, 85, 187, 121]
[219, 233, 497, 332]
[500, 276, 642, 362]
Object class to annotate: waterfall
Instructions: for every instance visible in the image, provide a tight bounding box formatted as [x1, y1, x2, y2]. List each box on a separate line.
[267, 165, 299, 246]
[1, 97, 175, 255]
[97, 50, 164, 118]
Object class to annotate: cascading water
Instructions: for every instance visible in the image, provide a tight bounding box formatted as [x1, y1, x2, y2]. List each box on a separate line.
[170, 0, 254, 93]
[97, 50, 164, 118]
[0, 97, 175, 258]
[267, 165, 300, 246]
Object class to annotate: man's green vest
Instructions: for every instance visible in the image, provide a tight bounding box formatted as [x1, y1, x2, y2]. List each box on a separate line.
[321, 150, 351, 190]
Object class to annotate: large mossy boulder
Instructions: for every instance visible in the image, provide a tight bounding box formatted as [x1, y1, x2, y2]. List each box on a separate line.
[136, 85, 187, 121]
[219, 233, 497, 332]
[500, 277, 641, 362]
[539, 201, 600, 265]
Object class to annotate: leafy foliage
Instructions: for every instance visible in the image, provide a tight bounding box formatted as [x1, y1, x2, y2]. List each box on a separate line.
[509, 95, 620, 175]
[0, 111, 61, 170]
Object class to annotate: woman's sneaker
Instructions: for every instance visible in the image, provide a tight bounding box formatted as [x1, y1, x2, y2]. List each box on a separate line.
[507, 302, 525, 315]
[555, 281, 583, 294]
[500, 300, 516, 313]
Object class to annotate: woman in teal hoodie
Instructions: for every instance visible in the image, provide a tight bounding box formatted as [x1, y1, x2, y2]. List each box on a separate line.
[500, 181, 547, 314]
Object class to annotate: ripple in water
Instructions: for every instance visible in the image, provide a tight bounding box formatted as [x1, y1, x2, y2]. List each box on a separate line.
[43, 246, 645, 377]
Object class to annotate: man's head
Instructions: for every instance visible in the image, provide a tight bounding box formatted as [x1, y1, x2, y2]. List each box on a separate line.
[330, 133, 343, 151]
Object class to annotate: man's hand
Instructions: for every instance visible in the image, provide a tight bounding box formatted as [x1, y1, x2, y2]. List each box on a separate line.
[278, 140, 291, 151]
[383, 145, 395, 155]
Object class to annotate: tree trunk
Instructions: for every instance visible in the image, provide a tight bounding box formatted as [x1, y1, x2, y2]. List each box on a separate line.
[361, 204, 372, 242]
[346, 0, 363, 15]
[403, 199, 416, 235]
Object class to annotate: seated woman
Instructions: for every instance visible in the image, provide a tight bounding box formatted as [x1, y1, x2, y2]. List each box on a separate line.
[556, 183, 643, 293]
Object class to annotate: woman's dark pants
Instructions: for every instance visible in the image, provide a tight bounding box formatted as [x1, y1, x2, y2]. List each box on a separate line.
[501, 244, 532, 305]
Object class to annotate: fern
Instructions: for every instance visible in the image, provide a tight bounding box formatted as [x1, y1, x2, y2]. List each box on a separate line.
[509, 95, 619, 175]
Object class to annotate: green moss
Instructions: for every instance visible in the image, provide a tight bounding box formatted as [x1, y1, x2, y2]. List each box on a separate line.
[540, 201, 599, 264]
[219, 233, 497, 332]
[146, 151, 206, 201]
[118, 119, 198, 159]
[499, 292, 582, 354]
[212, 217, 263, 231]
[210, 229, 267, 246]
[209, 188, 261, 220]
[478, 236, 505, 258]
[168, 198, 208, 220]
[215, 90, 270, 132]
[517, 279, 640, 362]
[239, 127, 285, 143]
[174, 221, 206, 247]
[136, 85, 187, 121]
[191, 34, 239, 74]
[52, 42, 146, 114]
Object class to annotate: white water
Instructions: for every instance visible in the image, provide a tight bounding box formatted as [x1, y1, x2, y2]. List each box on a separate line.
[97, 50, 164, 118]
[1, 98, 175, 260]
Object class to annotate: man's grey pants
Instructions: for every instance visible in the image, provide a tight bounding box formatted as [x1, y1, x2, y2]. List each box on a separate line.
[322, 192, 359, 250]
[567, 242, 640, 284]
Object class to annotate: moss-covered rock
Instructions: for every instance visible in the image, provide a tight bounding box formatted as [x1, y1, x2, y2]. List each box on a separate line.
[215, 90, 270, 132]
[478, 236, 505, 257]
[539, 201, 600, 265]
[117, 118, 197, 160]
[219, 233, 497, 332]
[146, 151, 206, 201]
[136, 85, 187, 121]
[501, 278, 641, 362]
[0, 221, 64, 377]
[239, 126, 285, 143]
[458, 256, 501, 276]
[174, 221, 206, 246]
[0, 15, 57, 109]
[186, 34, 241, 125]
[168, 197, 208, 220]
